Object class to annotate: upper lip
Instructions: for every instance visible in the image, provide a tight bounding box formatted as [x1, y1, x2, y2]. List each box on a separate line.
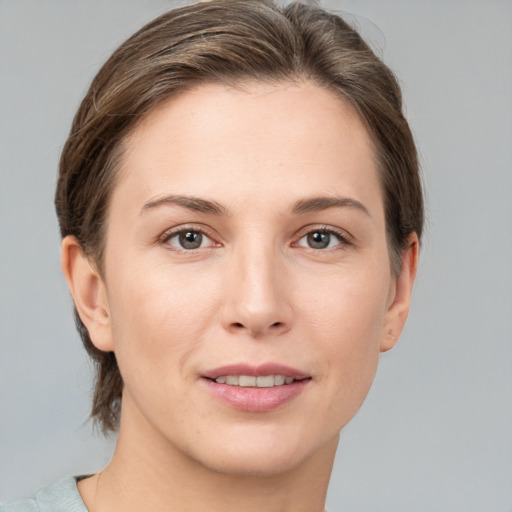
[202, 363, 310, 380]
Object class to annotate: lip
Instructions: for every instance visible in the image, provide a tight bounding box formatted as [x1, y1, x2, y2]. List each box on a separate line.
[201, 363, 311, 412]
[202, 363, 309, 380]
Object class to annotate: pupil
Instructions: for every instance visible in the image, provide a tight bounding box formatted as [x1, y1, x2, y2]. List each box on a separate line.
[179, 231, 202, 249]
[308, 231, 330, 249]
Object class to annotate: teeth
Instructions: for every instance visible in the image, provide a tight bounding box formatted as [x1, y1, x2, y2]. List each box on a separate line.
[256, 375, 274, 388]
[274, 375, 285, 386]
[239, 375, 256, 387]
[214, 374, 295, 387]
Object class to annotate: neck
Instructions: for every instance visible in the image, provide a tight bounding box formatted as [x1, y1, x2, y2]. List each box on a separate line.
[79, 395, 337, 512]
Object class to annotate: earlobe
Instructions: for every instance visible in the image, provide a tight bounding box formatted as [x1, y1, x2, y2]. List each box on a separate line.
[380, 233, 419, 352]
[61, 236, 114, 352]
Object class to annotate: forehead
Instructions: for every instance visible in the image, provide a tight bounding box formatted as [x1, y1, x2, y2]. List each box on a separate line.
[115, 80, 382, 218]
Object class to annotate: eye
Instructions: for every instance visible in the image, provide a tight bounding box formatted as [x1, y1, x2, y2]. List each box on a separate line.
[163, 229, 215, 250]
[296, 229, 346, 250]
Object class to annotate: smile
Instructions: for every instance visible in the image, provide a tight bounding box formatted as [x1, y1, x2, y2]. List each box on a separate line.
[202, 364, 311, 412]
[213, 375, 297, 387]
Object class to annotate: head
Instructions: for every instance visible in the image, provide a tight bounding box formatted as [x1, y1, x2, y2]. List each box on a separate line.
[56, 0, 423, 452]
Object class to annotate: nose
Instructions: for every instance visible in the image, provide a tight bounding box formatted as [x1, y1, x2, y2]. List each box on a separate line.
[220, 243, 293, 338]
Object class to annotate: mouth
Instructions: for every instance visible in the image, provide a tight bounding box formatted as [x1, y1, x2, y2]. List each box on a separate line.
[201, 364, 311, 412]
[207, 374, 306, 387]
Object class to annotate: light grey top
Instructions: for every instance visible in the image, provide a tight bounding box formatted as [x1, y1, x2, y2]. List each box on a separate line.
[0, 478, 333, 511]
[0, 477, 87, 512]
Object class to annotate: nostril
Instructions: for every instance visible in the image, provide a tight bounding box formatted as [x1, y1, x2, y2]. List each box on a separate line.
[232, 321, 283, 330]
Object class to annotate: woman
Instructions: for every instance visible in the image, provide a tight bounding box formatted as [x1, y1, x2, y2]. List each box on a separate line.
[2, 0, 422, 510]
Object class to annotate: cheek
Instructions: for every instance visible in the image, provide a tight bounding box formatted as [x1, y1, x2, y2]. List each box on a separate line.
[105, 260, 220, 386]
[296, 266, 389, 416]
[298, 261, 390, 345]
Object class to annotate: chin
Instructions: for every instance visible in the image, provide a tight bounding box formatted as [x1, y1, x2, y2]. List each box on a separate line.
[198, 448, 310, 478]
[185, 424, 338, 478]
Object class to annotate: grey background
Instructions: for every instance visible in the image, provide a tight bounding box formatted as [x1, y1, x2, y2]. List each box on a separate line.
[1, 1, 511, 510]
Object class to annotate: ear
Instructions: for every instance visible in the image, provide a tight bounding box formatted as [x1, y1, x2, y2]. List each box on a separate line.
[61, 236, 114, 352]
[380, 233, 419, 352]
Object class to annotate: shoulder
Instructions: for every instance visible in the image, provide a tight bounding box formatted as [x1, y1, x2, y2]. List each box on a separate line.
[0, 498, 38, 512]
[1, 477, 88, 512]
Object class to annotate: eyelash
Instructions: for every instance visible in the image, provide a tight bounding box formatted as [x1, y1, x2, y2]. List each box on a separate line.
[159, 225, 219, 252]
[294, 226, 352, 251]
[159, 225, 352, 252]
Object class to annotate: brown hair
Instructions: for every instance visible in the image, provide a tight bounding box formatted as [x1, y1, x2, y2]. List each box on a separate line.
[55, 0, 424, 433]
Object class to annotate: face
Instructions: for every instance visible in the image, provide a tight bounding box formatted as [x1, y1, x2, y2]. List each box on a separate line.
[81, 81, 414, 476]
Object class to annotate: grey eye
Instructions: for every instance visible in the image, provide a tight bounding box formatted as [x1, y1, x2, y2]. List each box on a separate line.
[307, 231, 331, 249]
[166, 229, 213, 250]
[297, 230, 343, 250]
[179, 231, 203, 249]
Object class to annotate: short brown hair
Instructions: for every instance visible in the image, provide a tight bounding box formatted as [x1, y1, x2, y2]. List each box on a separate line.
[55, 0, 424, 433]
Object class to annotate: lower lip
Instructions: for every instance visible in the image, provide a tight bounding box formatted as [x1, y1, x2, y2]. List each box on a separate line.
[202, 378, 310, 412]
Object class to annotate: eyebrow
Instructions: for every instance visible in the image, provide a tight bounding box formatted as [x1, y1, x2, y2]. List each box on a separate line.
[291, 196, 370, 216]
[141, 195, 227, 215]
[140, 194, 369, 217]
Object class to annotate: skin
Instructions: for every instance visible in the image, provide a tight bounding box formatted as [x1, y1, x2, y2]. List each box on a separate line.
[62, 81, 418, 512]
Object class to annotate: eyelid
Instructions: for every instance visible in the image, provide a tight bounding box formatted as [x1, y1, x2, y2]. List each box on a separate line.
[293, 225, 354, 249]
[159, 224, 221, 250]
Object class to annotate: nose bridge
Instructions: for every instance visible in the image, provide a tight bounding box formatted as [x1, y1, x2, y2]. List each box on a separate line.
[222, 235, 291, 337]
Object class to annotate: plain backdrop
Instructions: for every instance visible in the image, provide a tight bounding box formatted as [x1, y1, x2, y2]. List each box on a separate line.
[1, 1, 511, 511]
